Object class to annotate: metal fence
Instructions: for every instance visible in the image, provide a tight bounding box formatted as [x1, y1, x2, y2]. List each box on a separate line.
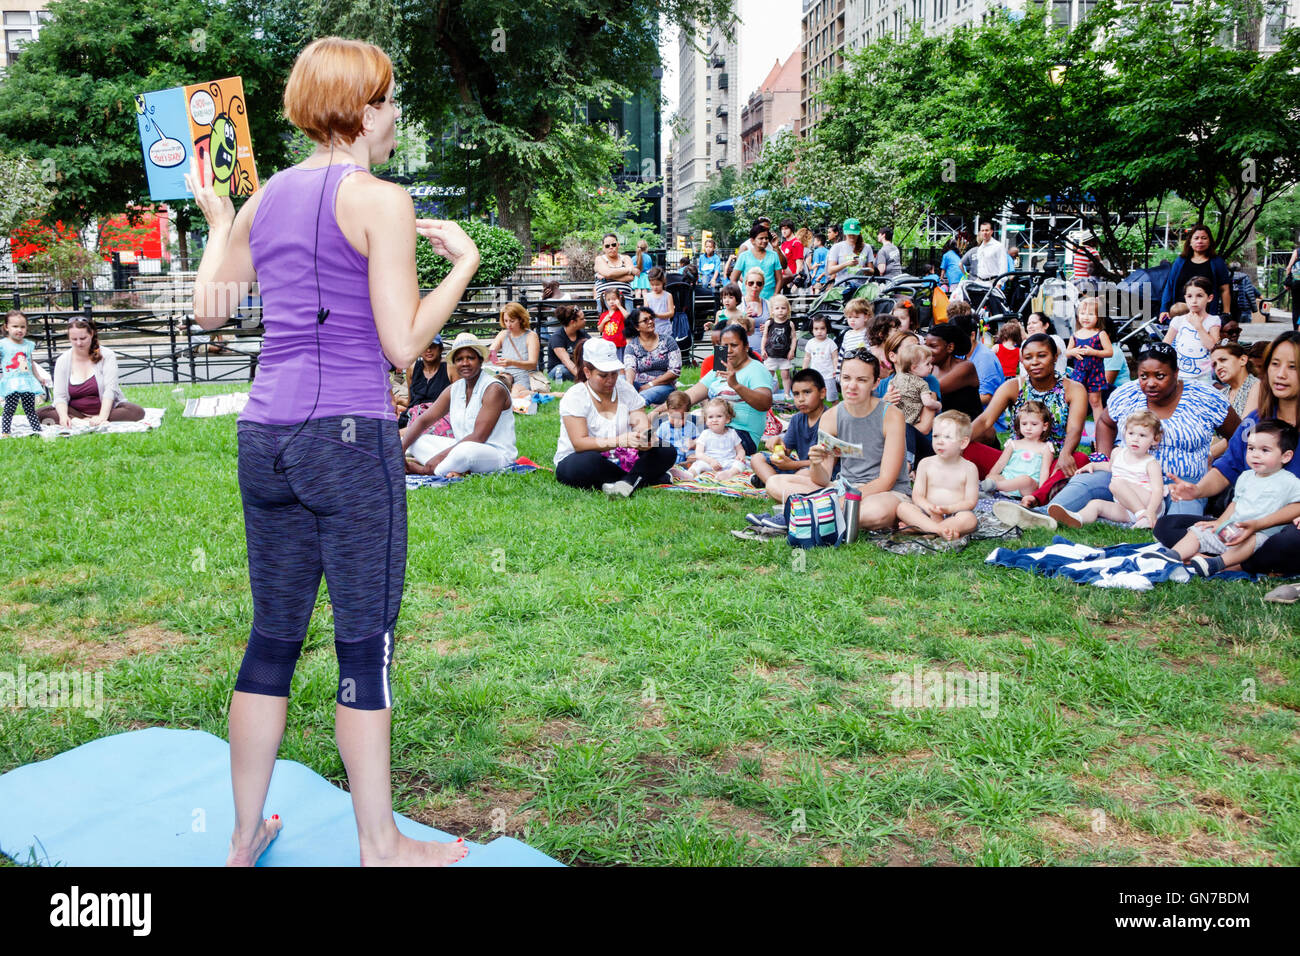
[9, 277, 747, 384]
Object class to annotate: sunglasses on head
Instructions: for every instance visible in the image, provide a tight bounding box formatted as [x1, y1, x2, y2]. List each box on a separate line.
[845, 347, 879, 367]
[1138, 341, 1176, 360]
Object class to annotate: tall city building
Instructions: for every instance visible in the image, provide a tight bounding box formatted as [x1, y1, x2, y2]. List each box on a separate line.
[740, 47, 802, 170]
[801, 0, 846, 133]
[1, 1, 51, 76]
[671, 17, 740, 237]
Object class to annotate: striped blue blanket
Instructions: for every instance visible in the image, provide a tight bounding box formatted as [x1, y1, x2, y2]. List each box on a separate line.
[984, 536, 1262, 590]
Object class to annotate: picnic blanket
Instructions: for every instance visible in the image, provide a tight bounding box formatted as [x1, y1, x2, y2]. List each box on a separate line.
[875, 499, 1021, 555]
[983, 536, 1233, 590]
[182, 391, 249, 417]
[5, 407, 165, 438]
[652, 473, 768, 499]
[0, 727, 561, 867]
[404, 456, 541, 489]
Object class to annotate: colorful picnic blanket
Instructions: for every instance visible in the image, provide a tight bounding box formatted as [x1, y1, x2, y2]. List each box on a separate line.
[5, 407, 165, 438]
[983, 536, 1271, 590]
[652, 473, 767, 499]
[404, 456, 541, 489]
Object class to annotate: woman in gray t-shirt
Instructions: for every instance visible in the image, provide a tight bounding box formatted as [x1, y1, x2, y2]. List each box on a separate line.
[807, 349, 910, 530]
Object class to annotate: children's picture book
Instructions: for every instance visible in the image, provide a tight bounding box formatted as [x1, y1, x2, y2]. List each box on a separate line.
[135, 76, 258, 201]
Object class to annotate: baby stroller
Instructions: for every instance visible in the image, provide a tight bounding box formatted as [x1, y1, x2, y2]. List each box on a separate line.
[804, 266, 890, 335]
[665, 271, 699, 365]
[977, 270, 1057, 337]
[871, 274, 944, 326]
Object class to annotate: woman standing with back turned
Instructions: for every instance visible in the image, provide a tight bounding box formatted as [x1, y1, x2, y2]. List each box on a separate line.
[188, 37, 480, 867]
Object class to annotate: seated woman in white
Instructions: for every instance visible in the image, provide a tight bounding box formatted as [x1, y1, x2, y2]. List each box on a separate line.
[401, 333, 516, 477]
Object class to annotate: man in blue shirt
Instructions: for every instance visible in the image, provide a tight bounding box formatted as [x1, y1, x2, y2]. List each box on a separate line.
[730, 224, 784, 299]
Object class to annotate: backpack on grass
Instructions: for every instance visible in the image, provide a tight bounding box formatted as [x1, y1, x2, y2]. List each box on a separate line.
[784, 487, 846, 548]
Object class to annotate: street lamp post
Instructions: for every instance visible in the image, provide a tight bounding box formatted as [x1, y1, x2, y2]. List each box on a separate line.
[1044, 59, 1071, 275]
[458, 141, 474, 219]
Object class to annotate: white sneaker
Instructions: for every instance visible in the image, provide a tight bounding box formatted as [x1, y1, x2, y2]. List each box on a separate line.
[1047, 504, 1083, 529]
[993, 500, 1057, 530]
[601, 480, 636, 498]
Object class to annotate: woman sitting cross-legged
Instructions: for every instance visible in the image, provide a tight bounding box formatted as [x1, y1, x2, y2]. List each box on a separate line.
[553, 337, 677, 496]
[37, 316, 146, 426]
[401, 333, 516, 477]
[396, 334, 454, 428]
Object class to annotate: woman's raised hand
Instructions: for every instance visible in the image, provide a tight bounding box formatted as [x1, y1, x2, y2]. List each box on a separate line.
[415, 220, 479, 266]
[183, 156, 235, 230]
[1169, 475, 1199, 501]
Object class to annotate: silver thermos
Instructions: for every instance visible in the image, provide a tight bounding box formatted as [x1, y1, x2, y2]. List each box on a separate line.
[843, 489, 862, 543]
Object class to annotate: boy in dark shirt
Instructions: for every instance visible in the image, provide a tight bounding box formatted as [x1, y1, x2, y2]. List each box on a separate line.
[750, 368, 833, 495]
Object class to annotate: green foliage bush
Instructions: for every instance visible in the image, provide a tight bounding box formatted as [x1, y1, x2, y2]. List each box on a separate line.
[415, 220, 525, 288]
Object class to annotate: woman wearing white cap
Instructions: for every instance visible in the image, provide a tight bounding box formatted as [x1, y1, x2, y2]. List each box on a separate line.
[554, 337, 677, 496]
[401, 332, 516, 476]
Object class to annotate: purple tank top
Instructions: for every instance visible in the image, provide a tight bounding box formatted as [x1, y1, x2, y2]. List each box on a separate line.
[67, 376, 100, 416]
[242, 163, 394, 425]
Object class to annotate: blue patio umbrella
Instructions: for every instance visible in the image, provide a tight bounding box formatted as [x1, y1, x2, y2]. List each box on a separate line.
[709, 189, 828, 212]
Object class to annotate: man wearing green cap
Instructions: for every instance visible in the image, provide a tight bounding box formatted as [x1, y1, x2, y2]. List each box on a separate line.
[826, 219, 874, 285]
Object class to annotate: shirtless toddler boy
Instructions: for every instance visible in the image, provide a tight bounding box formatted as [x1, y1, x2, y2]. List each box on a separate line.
[895, 410, 979, 540]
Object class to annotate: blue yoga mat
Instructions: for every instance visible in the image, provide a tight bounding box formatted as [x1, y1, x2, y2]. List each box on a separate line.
[0, 728, 561, 867]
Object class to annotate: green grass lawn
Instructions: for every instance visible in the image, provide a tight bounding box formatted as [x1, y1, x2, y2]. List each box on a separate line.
[2, 377, 1298, 866]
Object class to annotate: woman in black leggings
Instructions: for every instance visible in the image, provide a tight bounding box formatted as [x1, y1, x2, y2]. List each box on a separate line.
[553, 337, 676, 496]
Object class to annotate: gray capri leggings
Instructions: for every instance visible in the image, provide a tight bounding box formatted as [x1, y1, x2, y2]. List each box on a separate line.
[234, 414, 406, 709]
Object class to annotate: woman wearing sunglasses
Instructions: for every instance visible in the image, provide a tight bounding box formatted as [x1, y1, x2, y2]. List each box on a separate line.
[1001, 340, 1240, 528]
[593, 233, 635, 301]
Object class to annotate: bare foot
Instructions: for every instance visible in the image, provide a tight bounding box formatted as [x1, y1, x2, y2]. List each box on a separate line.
[361, 833, 469, 867]
[227, 816, 282, 866]
[940, 525, 961, 541]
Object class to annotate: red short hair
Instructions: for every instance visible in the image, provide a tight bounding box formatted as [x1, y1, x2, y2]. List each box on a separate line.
[283, 37, 393, 146]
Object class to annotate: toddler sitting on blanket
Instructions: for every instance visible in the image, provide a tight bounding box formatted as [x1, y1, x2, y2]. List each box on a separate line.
[895, 410, 979, 541]
[1049, 412, 1164, 529]
[653, 390, 700, 467]
[1156, 420, 1300, 576]
[675, 398, 746, 481]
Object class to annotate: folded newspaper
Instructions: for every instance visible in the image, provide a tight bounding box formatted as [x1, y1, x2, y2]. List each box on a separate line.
[182, 392, 250, 418]
[817, 428, 863, 457]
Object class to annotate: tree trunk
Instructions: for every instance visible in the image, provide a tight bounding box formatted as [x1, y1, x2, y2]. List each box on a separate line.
[493, 180, 533, 250]
[1241, 189, 1259, 273]
[175, 206, 190, 264]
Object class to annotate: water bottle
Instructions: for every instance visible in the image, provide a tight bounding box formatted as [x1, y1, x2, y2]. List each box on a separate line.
[843, 489, 862, 544]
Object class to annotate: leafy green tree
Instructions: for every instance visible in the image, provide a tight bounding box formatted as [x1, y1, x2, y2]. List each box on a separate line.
[387, 1, 728, 248]
[531, 176, 659, 252]
[814, 0, 1300, 276]
[0, 150, 52, 235]
[0, 0, 301, 256]
[414, 219, 523, 288]
[687, 166, 741, 249]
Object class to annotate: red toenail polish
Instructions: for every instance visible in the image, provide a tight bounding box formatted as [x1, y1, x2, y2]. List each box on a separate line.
[272, 814, 279, 820]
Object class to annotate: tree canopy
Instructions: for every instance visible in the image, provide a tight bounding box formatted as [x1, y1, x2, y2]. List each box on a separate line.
[0, 0, 300, 250]
[798, 0, 1300, 274]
